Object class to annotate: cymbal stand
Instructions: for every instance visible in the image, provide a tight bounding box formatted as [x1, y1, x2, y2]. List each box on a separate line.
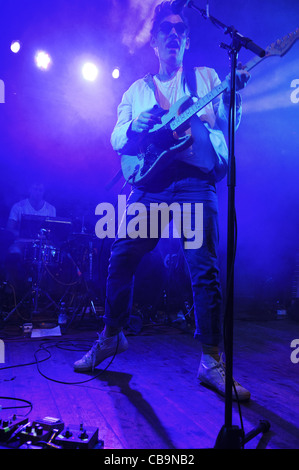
[31, 229, 59, 317]
[3, 230, 59, 323]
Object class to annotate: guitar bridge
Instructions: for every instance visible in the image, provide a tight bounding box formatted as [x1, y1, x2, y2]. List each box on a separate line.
[140, 144, 160, 176]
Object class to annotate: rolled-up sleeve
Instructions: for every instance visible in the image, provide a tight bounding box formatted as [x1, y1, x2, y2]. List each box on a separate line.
[111, 78, 158, 155]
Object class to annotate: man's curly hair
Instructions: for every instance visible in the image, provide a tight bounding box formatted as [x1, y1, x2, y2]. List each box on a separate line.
[150, 1, 189, 38]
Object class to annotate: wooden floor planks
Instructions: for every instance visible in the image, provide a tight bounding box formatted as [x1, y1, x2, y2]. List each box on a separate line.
[0, 317, 299, 449]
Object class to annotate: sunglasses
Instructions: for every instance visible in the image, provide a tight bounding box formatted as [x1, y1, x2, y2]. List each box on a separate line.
[158, 21, 188, 36]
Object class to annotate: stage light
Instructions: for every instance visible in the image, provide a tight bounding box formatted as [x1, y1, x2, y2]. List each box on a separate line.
[82, 62, 99, 81]
[34, 50, 52, 71]
[112, 67, 120, 79]
[10, 40, 21, 53]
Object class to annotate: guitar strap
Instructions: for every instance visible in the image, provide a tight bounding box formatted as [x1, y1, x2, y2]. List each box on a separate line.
[182, 65, 199, 99]
[144, 65, 199, 105]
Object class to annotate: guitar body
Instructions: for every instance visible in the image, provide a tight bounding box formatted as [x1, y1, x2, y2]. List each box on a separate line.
[121, 133, 192, 185]
[121, 96, 194, 185]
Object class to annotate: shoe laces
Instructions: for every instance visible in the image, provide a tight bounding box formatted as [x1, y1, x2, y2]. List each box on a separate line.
[217, 353, 226, 380]
[85, 333, 103, 371]
[218, 353, 241, 387]
[88, 333, 120, 371]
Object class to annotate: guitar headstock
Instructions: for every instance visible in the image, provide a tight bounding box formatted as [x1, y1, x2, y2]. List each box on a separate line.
[265, 28, 299, 58]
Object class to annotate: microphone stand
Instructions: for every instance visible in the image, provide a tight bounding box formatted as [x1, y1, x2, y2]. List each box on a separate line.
[185, 1, 270, 448]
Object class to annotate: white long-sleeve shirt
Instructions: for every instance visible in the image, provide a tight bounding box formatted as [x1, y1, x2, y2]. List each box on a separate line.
[111, 66, 242, 182]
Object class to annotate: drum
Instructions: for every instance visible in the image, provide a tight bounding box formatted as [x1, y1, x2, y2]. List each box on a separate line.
[24, 241, 60, 266]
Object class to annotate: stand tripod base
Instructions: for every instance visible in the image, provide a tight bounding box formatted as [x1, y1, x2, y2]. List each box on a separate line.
[215, 420, 271, 449]
[215, 425, 243, 449]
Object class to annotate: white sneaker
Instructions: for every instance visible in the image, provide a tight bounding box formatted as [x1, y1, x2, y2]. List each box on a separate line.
[197, 354, 251, 402]
[73, 331, 128, 372]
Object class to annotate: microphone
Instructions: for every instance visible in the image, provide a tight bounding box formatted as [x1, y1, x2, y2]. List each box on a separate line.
[171, 0, 191, 14]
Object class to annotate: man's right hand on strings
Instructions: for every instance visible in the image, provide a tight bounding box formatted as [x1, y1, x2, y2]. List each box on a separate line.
[131, 110, 162, 133]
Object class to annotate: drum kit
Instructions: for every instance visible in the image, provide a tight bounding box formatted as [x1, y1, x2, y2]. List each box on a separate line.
[1, 214, 194, 327]
[2, 214, 102, 323]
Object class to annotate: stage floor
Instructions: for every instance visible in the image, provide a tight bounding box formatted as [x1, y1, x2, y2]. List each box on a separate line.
[0, 317, 299, 450]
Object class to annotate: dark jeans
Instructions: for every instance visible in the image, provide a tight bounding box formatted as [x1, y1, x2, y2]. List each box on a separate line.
[103, 163, 222, 346]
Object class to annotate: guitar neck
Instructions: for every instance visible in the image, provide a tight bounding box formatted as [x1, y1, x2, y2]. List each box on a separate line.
[170, 79, 229, 131]
[243, 53, 269, 73]
[170, 52, 268, 132]
[168, 28, 299, 132]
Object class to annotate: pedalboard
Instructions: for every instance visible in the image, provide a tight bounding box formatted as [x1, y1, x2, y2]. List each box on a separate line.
[15, 417, 65, 445]
[32, 416, 65, 433]
[53, 424, 100, 449]
[0, 415, 103, 449]
[0, 416, 29, 441]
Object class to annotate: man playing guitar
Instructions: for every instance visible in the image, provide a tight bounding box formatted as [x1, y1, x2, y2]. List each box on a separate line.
[74, 1, 251, 401]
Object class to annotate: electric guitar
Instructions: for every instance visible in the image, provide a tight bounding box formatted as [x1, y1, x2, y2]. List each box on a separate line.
[121, 28, 299, 185]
